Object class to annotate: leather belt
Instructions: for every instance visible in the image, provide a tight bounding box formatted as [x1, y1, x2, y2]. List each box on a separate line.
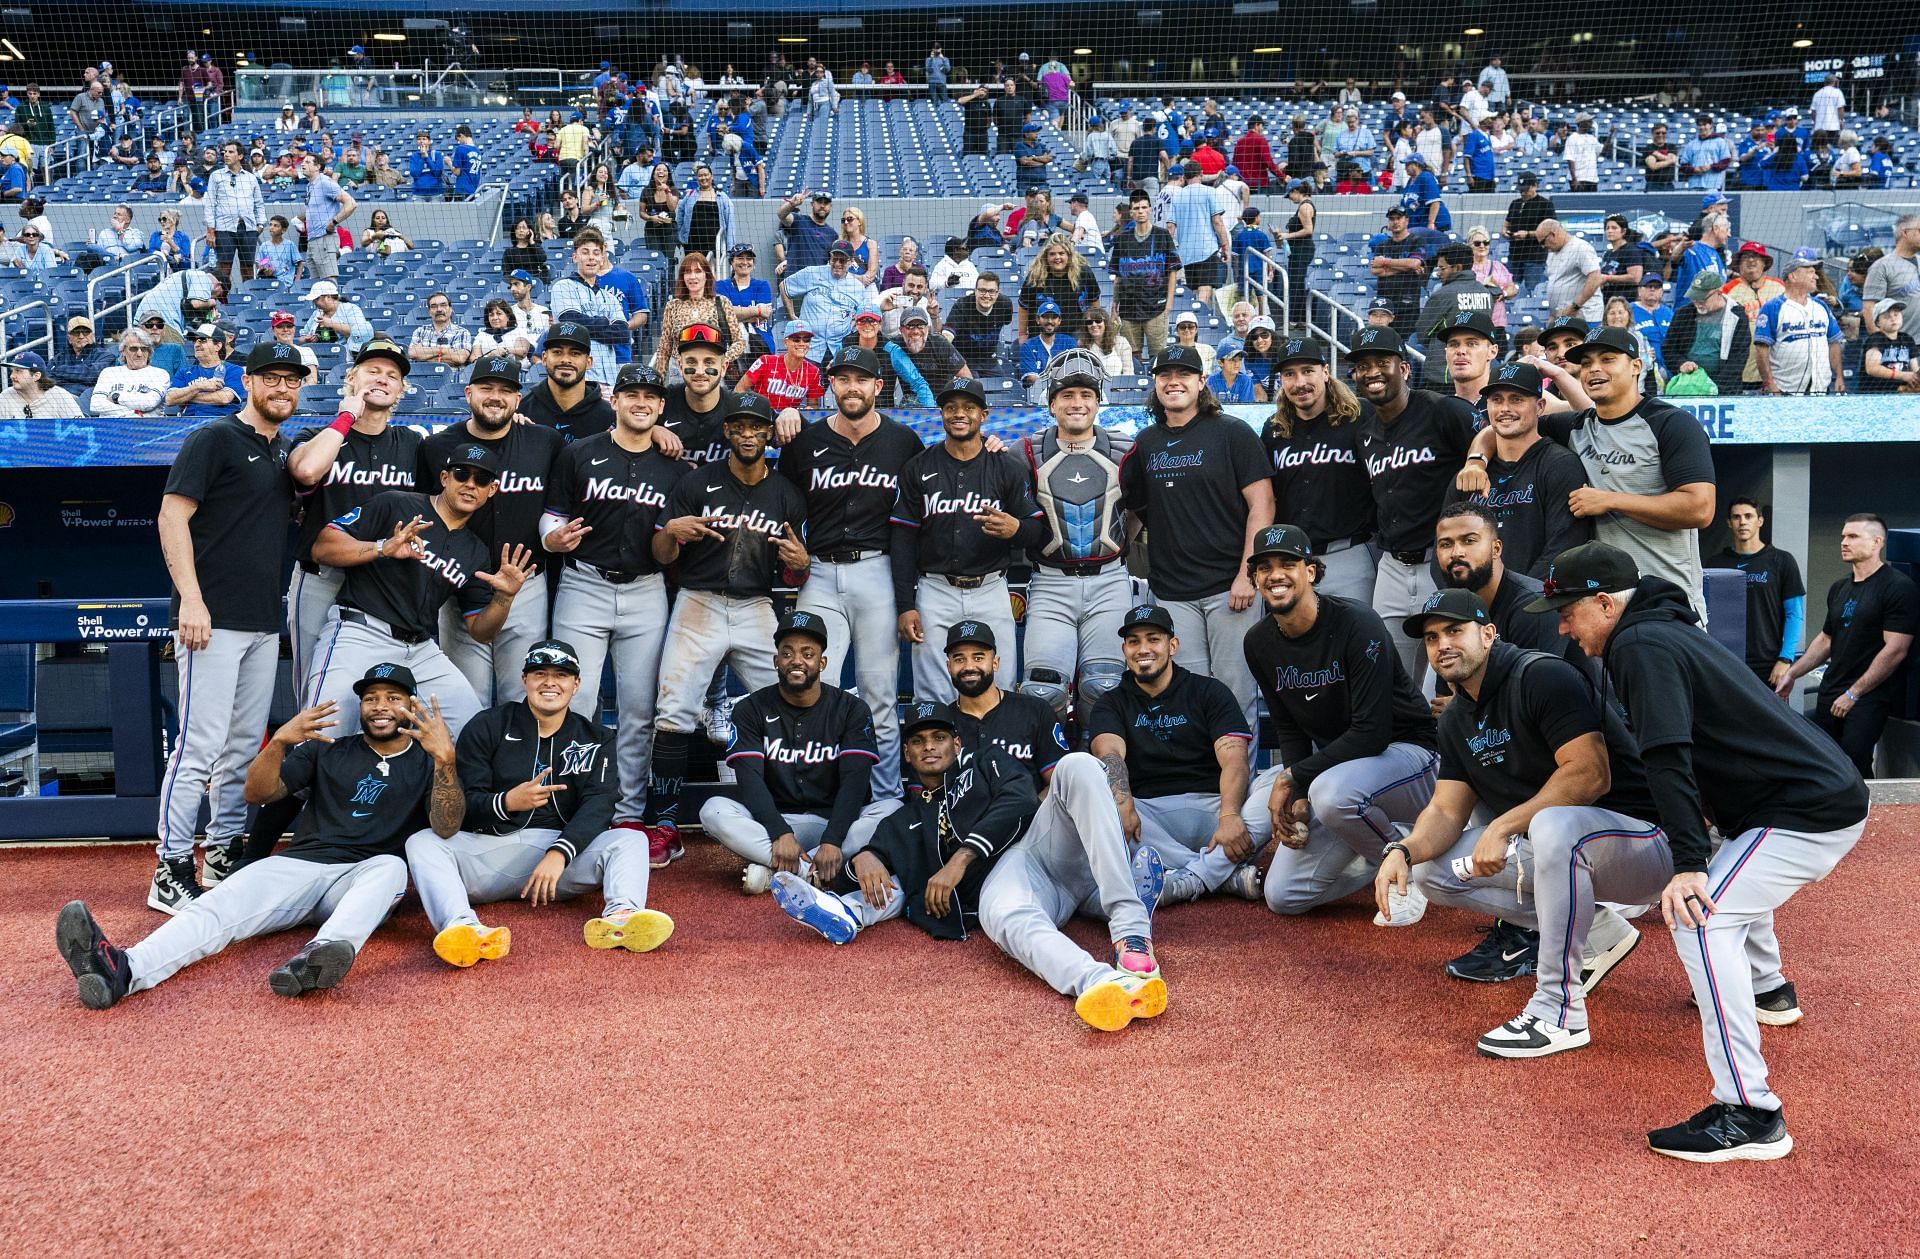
[816, 549, 883, 564]
[580, 561, 643, 585]
[340, 606, 429, 645]
[1037, 560, 1120, 577]
[936, 573, 989, 589]
[1388, 548, 1432, 566]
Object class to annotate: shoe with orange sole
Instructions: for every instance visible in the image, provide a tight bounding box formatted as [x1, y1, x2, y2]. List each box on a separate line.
[584, 908, 675, 953]
[1074, 970, 1168, 1031]
[432, 922, 512, 968]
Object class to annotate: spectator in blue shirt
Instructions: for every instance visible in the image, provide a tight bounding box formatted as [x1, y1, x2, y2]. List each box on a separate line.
[1736, 124, 1774, 189]
[0, 149, 25, 201]
[131, 153, 170, 193]
[1013, 122, 1052, 192]
[1679, 114, 1734, 190]
[451, 124, 481, 197]
[777, 190, 838, 276]
[1018, 296, 1077, 401]
[408, 130, 449, 197]
[1231, 205, 1274, 294]
[782, 241, 869, 362]
[1867, 137, 1897, 189]
[1631, 275, 1673, 362]
[1399, 155, 1451, 232]
[164, 325, 243, 416]
[1206, 343, 1258, 402]
[597, 260, 652, 367]
[1461, 118, 1497, 192]
[717, 242, 777, 356]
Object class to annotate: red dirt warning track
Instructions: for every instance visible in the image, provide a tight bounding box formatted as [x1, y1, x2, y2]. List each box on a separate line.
[10, 810, 1919, 1254]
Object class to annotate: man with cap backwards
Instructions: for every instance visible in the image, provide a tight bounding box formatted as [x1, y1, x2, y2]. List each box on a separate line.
[404, 639, 671, 968]
[892, 374, 1045, 703]
[1752, 248, 1846, 397]
[1377, 582, 1668, 1058]
[1262, 336, 1378, 603]
[540, 363, 689, 825]
[1120, 344, 1275, 729]
[658, 322, 733, 467]
[1087, 603, 1261, 907]
[777, 341, 925, 798]
[700, 610, 897, 894]
[418, 352, 564, 706]
[1527, 542, 1868, 1162]
[640, 391, 810, 863]
[1222, 525, 1438, 920]
[57, 663, 460, 1008]
[1457, 362, 1592, 580]
[148, 339, 310, 912]
[1345, 326, 1480, 690]
[519, 319, 614, 442]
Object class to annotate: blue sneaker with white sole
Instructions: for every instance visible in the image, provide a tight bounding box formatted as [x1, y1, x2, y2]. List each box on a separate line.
[772, 871, 859, 945]
[1132, 844, 1165, 921]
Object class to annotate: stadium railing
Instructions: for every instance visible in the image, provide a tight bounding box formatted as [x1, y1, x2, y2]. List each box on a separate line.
[85, 254, 167, 338]
[0, 299, 56, 363]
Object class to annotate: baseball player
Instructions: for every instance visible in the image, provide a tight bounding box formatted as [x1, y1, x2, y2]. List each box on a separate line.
[1464, 361, 1591, 578]
[405, 640, 672, 967]
[518, 319, 614, 441]
[892, 375, 1045, 702]
[698, 610, 896, 893]
[1705, 498, 1806, 687]
[419, 353, 564, 706]
[1532, 542, 1869, 1161]
[306, 444, 535, 738]
[1377, 588, 1667, 1057]
[777, 343, 926, 797]
[1233, 525, 1440, 921]
[638, 391, 809, 861]
[944, 620, 1070, 790]
[1088, 604, 1262, 905]
[56, 665, 459, 1007]
[1119, 345, 1275, 728]
[149, 340, 309, 911]
[540, 363, 687, 823]
[1262, 337, 1378, 603]
[1430, 499, 1583, 721]
[1018, 348, 1137, 723]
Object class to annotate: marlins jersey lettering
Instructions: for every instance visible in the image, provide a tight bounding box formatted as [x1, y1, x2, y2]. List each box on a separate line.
[661, 386, 731, 466]
[777, 415, 925, 555]
[542, 430, 689, 575]
[418, 422, 564, 552]
[1119, 412, 1269, 600]
[724, 684, 879, 816]
[1359, 391, 1479, 553]
[657, 464, 808, 594]
[1262, 407, 1376, 550]
[951, 691, 1070, 788]
[890, 444, 1043, 605]
[1088, 663, 1250, 798]
[293, 423, 424, 566]
[329, 490, 494, 639]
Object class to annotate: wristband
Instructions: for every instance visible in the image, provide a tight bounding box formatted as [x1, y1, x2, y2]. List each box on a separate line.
[1845, 688, 1860, 702]
[328, 410, 354, 436]
[1383, 841, 1412, 867]
[1465, 452, 1488, 464]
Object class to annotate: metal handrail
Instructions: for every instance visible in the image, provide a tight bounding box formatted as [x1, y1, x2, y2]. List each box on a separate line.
[1243, 244, 1291, 330]
[0, 299, 57, 362]
[1243, 244, 1425, 372]
[85, 253, 167, 334]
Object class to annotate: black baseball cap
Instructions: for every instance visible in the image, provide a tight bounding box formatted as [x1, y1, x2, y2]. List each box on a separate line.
[1522, 542, 1641, 613]
[1484, 361, 1545, 399]
[937, 376, 987, 407]
[1118, 603, 1176, 636]
[469, 353, 523, 387]
[1438, 309, 1497, 343]
[1247, 523, 1314, 567]
[352, 662, 418, 697]
[776, 609, 829, 648]
[543, 320, 592, 351]
[828, 344, 884, 378]
[444, 442, 502, 476]
[901, 700, 958, 736]
[1401, 587, 1493, 638]
[242, 340, 313, 378]
[1348, 327, 1407, 359]
[1541, 315, 1589, 344]
[674, 323, 726, 355]
[1565, 326, 1643, 364]
[945, 619, 997, 652]
[523, 639, 582, 675]
[352, 335, 411, 376]
[1151, 345, 1205, 375]
[613, 363, 669, 395]
[722, 391, 776, 426]
[1272, 337, 1325, 369]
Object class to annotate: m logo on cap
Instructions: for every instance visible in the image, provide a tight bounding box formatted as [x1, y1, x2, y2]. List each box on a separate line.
[1423, 592, 1446, 612]
[1498, 365, 1520, 381]
[1129, 605, 1154, 621]
[373, 664, 395, 679]
[1358, 330, 1383, 345]
[461, 445, 487, 462]
[912, 703, 936, 721]
[1285, 339, 1306, 356]
[958, 621, 979, 638]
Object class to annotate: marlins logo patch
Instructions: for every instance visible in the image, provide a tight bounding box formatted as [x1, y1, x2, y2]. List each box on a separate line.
[557, 740, 601, 776]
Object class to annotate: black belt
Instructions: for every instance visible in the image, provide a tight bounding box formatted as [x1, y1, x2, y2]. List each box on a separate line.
[816, 548, 883, 564]
[340, 607, 430, 645]
[298, 559, 320, 575]
[1388, 548, 1432, 566]
[936, 573, 990, 589]
[578, 561, 644, 585]
[1037, 560, 1120, 577]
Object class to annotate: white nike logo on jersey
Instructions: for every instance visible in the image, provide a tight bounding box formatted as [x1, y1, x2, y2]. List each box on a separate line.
[591, 458, 610, 466]
[706, 483, 724, 492]
[1302, 692, 1320, 701]
[766, 714, 781, 724]
[248, 455, 261, 462]
[504, 733, 522, 741]
[922, 472, 939, 481]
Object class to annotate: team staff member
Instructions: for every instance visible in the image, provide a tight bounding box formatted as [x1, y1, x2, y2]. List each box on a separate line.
[892, 374, 1045, 701]
[778, 343, 925, 796]
[1706, 498, 1806, 686]
[1465, 362, 1590, 578]
[1262, 338, 1378, 602]
[1120, 346, 1275, 727]
[150, 340, 309, 913]
[1230, 526, 1439, 922]
[1346, 327, 1480, 689]
[1379, 590, 1667, 1058]
[1532, 542, 1869, 1161]
[699, 611, 895, 893]
[308, 444, 535, 737]
[1089, 604, 1261, 905]
[406, 640, 672, 968]
[1774, 513, 1917, 778]
[519, 320, 614, 441]
[945, 621, 1069, 789]
[57, 668, 460, 1008]
[541, 364, 688, 824]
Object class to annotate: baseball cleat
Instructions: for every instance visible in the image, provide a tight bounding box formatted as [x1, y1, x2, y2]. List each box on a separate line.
[1579, 924, 1641, 996]
[1226, 862, 1264, 901]
[268, 939, 357, 997]
[1372, 879, 1429, 927]
[702, 695, 736, 747]
[1113, 934, 1159, 980]
[1647, 1103, 1793, 1163]
[1155, 866, 1206, 908]
[432, 922, 512, 968]
[201, 840, 243, 888]
[1074, 970, 1168, 1032]
[1131, 845, 1165, 920]
[1477, 1013, 1591, 1059]
[56, 900, 132, 1010]
[1754, 981, 1804, 1026]
[147, 855, 203, 916]
[583, 908, 675, 953]
[1445, 920, 1539, 983]
[741, 863, 773, 895]
[771, 871, 859, 944]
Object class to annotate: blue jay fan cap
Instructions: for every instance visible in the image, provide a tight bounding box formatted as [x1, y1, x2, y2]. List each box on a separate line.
[1485, 361, 1545, 398]
[1366, 296, 1396, 314]
[1035, 297, 1062, 317]
[944, 620, 996, 652]
[1248, 524, 1314, 566]
[445, 444, 502, 476]
[902, 701, 958, 736]
[5, 350, 47, 374]
[523, 640, 582, 675]
[1786, 247, 1823, 274]
[1118, 603, 1177, 635]
[776, 610, 830, 648]
[469, 353, 523, 388]
[1522, 543, 1641, 613]
[507, 268, 536, 284]
[1347, 327, 1407, 359]
[244, 341, 314, 378]
[1402, 587, 1492, 638]
[1273, 337, 1326, 369]
[352, 662, 418, 697]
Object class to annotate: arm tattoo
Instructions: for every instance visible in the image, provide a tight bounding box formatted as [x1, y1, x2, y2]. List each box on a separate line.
[1099, 750, 1131, 797]
[428, 761, 465, 835]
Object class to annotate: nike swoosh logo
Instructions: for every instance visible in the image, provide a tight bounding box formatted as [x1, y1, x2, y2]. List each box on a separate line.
[352, 810, 373, 818]
[1302, 692, 1319, 701]
[504, 733, 522, 741]
[248, 455, 261, 462]
[766, 715, 781, 723]
[706, 484, 723, 492]
[1165, 440, 1182, 448]
[922, 472, 939, 481]
[591, 458, 610, 466]
[1500, 947, 1529, 962]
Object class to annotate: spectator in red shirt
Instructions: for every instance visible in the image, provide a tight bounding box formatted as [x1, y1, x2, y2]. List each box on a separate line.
[1191, 138, 1227, 181]
[1231, 113, 1283, 192]
[743, 319, 826, 417]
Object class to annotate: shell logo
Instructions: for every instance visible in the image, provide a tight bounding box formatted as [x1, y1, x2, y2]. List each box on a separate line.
[0, 501, 14, 528]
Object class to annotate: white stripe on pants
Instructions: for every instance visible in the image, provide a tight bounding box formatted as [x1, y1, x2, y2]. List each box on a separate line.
[441, 579, 552, 706]
[1245, 746, 1438, 914]
[1156, 589, 1261, 732]
[1021, 566, 1136, 707]
[287, 564, 344, 700]
[654, 591, 778, 733]
[913, 574, 1017, 703]
[157, 627, 279, 859]
[697, 796, 898, 865]
[1372, 552, 1438, 691]
[304, 607, 484, 738]
[551, 567, 669, 821]
[404, 825, 653, 928]
[797, 556, 905, 797]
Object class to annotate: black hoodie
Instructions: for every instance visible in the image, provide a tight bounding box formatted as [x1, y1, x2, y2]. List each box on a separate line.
[1601, 576, 1867, 872]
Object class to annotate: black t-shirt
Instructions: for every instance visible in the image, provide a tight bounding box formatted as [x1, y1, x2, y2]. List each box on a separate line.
[1706, 544, 1806, 669]
[1243, 595, 1436, 792]
[1862, 331, 1917, 394]
[543, 430, 688, 575]
[293, 422, 424, 566]
[1817, 563, 1919, 699]
[724, 683, 877, 817]
[418, 421, 563, 554]
[331, 491, 494, 638]
[890, 443, 1044, 607]
[945, 296, 1013, 375]
[777, 415, 924, 554]
[278, 735, 433, 864]
[657, 462, 808, 594]
[1088, 664, 1250, 799]
[162, 415, 294, 633]
[993, 93, 1028, 138]
[1474, 437, 1593, 577]
[1128, 134, 1162, 183]
[661, 385, 730, 466]
[1643, 143, 1678, 188]
[900, 337, 966, 398]
[517, 380, 614, 442]
[1360, 391, 1480, 553]
[1263, 407, 1376, 550]
[1601, 241, 1659, 283]
[1285, 132, 1318, 176]
[1018, 270, 1103, 340]
[1109, 227, 1178, 323]
[953, 691, 1069, 789]
[1503, 194, 1554, 267]
[1371, 233, 1428, 310]
[1122, 413, 1270, 600]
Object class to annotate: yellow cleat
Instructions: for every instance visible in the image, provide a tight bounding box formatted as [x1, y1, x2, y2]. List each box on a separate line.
[584, 908, 675, 953]
[1074, 971, 1168, 1032]
[432, 923, 511, 968]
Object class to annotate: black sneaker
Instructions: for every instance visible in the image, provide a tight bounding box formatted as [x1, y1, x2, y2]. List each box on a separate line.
[268, 939, 357, 997]
[146, 855, 204, 915]
[1647, 1103, 1792, 1163]
[1445, 920, 1539, 983]
[1754, 981, 1803, 1026]
[201, 840, 244, 888]
[56, 900, 132, 1010]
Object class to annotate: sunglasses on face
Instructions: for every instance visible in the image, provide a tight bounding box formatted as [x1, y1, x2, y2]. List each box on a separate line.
[448, 466, 496, 485]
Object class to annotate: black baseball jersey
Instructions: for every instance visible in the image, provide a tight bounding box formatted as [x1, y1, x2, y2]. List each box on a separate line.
[953, 691, 1069, 788]
[657, 463, 808, 594]
[518, 379, 614, 442]
[890, 443, 1045, 609]
[1360, 391, 1480, 553]
[1437, 642, 1655, 820]
[329, 491, 494, 639]
[162, 415, 294, 633]
[776, 414, 924, 555]
[1474, 438, 1592, 577]
[543, 430, 688, 575]
[1088, 664, 1251, 799]
[661, 384, 729, 466]
[724, 683, 878, 837]
[453, 700, 617, 860]
[1023, 425, 1134, 568]
[1705, 545, 1805, 671]
[418, 421, 563, 554]
[1262, 408, 1377, 551]
[293, 422, 425, 566]
[1120, 413, 1270, 600]
[1243, 594, 1436, 793]
[277, 735, 433, 864]
[1815, 563, 1919, 701]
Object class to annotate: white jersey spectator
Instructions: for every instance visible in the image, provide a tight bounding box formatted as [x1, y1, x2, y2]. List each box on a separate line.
[1810, 76, 1846, 139]
[90, 332, 173, 417]
[1754, 250, 1845, 395]
[1564, 121, 1601, 188]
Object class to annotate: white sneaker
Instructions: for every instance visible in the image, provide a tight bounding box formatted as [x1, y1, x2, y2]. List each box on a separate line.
[1156, 866, 1206, 908]
[741, 863, 773, 895]
[1372, 878, 1428, 927]
[1477, 1012, 1591, 1059]
[1226, 862, 1264, 901]
[771, 871, 859, 944]
[1579, 924, 1641, 996]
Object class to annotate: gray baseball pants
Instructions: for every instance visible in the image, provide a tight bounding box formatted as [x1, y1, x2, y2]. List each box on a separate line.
[286, 564, 344, 700]
[157, 627, 279, 860]
[1021, 566, 1135, 708]
[1156, 588, 1261, 731]
[656, 591, 777, 733]
[405, 824, 653, 929]
[1373, 551, 1438, 691]
[304, 606, 483, 737]
[1132, 790, 1248, 892]
[1245, 746, 1439, 914]
[441, 580, 551, 706]
[796, 555, 904, 797]
[1316, 540, 1377, 604]
[698, 796, 899, 865]
[550, 566, 669, 821]
[913, 573, 1016, 703]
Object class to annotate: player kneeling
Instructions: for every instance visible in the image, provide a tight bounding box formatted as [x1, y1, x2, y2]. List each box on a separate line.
[57, 666, 458, 1007]
[405, 640, 671, 966]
